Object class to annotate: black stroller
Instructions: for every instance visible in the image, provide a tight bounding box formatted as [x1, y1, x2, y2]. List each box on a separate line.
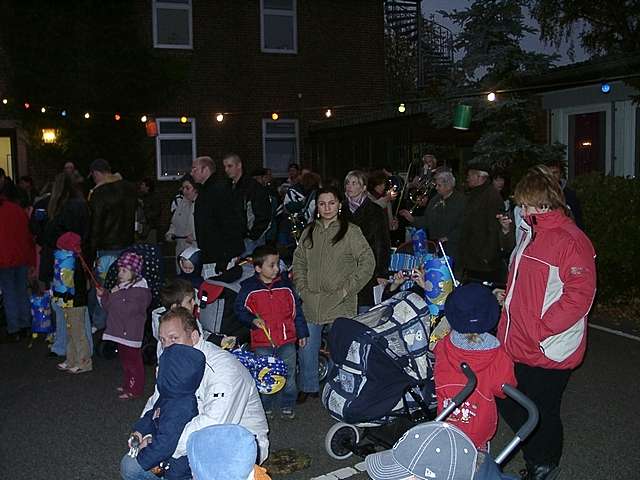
[322, 291, 436, 460]
[365, 363, 539, 480]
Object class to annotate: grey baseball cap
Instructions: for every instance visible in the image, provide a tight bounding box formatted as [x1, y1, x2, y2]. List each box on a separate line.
[365, 421, 478, 480]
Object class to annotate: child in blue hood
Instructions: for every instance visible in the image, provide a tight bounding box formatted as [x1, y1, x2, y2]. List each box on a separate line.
[129, 342, 206, 479]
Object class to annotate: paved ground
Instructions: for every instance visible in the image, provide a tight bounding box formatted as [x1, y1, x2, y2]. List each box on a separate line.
[1, 326, 639, 479]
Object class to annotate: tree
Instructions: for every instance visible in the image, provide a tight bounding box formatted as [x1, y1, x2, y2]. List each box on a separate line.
[527, 0, 640, 56]
[432, 0, 566, 170]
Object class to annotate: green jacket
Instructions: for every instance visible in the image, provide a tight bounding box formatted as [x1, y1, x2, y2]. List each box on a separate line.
[292, 219, 375, 325]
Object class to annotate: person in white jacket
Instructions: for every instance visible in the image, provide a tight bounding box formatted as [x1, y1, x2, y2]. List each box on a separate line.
[165, 175, 198, 273]
[120, 307, 269, 480]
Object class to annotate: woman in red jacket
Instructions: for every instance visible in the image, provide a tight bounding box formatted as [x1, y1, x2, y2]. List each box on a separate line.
[0, 181, 36, 341]
[497, 165, 596, 480]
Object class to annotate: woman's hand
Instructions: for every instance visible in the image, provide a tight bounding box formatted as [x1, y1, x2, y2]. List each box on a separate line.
[96, 286, 106, 297]
[390, 217, 399, 231]
[388, 271, 406, 292]
[496, 213, 513, 235]
[376, 277, 388, 287]
[298, 337, 308, 348]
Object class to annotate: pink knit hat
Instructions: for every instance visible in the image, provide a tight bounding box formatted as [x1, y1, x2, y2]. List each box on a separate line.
[117, 252, 143, 277]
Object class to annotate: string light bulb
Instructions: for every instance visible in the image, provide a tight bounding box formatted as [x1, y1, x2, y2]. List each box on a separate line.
[141, 115, 148, 123]
[180, 116, 188, 123]
[325, 109, 332, 118]
[61, 110, 67, 117]
[398, 103, 406, 113]
[41, 107, 46, 113]
[271, 112, 279, 121]
[24, 102, 30, 109]
[216, 113, 224, 122]
[84, 112, 91, 119]
[487, 92, 496, 102]
[114, 113, 121, 121]
[2, 98, 8, 105]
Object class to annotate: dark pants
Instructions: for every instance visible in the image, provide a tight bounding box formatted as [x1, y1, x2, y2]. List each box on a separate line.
[117, 344, 145, 397]
[497, 363, 572, 467]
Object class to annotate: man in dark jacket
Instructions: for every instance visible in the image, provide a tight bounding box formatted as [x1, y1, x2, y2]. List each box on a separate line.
[191, 156, 244, 275]
[87, 158, 138, 329]
[223, 154, 271, 257]
[458, 163, 504, 282]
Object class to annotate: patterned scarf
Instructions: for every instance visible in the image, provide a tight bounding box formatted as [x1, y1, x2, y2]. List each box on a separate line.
[347, 192, 367, 213]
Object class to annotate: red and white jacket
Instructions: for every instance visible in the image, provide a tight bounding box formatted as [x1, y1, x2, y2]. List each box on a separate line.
[497, 210, 596, 370]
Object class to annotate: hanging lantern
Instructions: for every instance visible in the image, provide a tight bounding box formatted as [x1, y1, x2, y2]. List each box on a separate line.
[145, 118, 158, 137]
[42, 128, 57, 144]
[452, 104, 472, 130]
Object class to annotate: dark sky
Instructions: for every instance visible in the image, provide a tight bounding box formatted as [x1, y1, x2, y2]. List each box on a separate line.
[422, 0, 588, 65]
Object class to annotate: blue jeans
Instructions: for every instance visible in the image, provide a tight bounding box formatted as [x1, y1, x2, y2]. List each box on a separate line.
[120, 454, 158, 480]
[0, 265, 31, 334]
[255, 342, 298, 411]
[89, 249, 123, 330]
[242, 234, 266, 258]
[50, 302, 94, 357]
[297, 323, 331, 393]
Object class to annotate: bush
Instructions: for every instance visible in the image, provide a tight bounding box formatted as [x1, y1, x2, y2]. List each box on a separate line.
[572, 173, 640, 304]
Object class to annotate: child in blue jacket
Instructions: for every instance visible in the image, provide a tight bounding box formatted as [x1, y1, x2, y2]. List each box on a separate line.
[129, 342, 206, 480]
[235, 245, 309, 419]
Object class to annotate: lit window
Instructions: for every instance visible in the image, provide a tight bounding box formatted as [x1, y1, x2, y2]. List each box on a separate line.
[262, 118, 298, 177]
[155, 118, 196, 180]
[153, 0, 192, 49]
[261, 0, 297, 53]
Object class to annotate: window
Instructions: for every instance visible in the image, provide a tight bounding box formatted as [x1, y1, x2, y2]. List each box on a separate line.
[156, 118, 196, 180]
[262, 118, 299, 177]
[153, 0, 192, 49]
[260, 0, 297, 53]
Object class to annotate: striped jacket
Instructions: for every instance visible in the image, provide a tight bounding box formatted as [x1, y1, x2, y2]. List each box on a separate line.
[497, 210, 596, 370]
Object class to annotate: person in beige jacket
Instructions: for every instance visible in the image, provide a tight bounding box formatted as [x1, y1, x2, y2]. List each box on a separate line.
[292, 186, 375, 402]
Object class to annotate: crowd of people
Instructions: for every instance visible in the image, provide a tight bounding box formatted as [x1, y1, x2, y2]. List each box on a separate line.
[0, 152, 594, 480]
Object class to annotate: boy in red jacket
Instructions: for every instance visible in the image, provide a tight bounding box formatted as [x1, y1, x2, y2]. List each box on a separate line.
[235, 245, 309, 419]
[434, 283, 516, 450]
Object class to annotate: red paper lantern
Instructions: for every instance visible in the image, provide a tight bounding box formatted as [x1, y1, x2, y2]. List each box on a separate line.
[145, 119, 158, 137]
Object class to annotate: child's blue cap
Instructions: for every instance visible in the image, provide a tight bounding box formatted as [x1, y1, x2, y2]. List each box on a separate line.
[445, 283, 500, 334]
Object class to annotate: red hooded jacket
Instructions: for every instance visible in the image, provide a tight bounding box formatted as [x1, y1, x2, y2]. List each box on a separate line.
[0, 197, 36, 269]
[497, 210, 596, 370]
[434, 335, 516, 449]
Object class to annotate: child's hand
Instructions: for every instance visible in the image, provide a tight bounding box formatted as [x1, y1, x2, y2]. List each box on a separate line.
[96, 286, 105, 297]
[128, 431, 143, 448]
[389, 271, 406, 292]
[220, 335, 237, 350]
[252, 317, 266, 330]
[493, 288, 506, 306]
[298, 337, 308, 348]
[412, 267, 426, 290]
[140, 435, 152, 449]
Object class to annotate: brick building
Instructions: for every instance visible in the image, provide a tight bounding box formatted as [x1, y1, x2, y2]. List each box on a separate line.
[1, 0, 386, 194]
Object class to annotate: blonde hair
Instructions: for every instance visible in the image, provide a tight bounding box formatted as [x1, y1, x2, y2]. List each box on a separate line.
[344, 170, 367, 189]
[514, 165, 567, 213]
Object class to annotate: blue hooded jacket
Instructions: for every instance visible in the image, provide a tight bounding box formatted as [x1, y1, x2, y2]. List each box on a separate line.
[134, 344, 206, 480]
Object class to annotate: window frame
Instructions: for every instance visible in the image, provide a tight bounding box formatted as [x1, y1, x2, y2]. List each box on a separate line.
[152, 0, 193, 50]
[260, 0, 298, 54]
[155, 117, 197, 181]
[262, 118, 299, 177]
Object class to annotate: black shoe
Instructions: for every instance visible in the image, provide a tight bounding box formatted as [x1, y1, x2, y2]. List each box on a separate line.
[521, 464, 560, 480]
[296, 392, 319, 404]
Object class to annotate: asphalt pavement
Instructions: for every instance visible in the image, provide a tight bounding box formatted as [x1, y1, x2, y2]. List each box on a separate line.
[1, 326, 638, 480]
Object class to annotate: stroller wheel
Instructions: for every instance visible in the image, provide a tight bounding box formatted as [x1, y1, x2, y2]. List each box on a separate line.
[318, 353, 330, 383]
[325, 423, 359, 460]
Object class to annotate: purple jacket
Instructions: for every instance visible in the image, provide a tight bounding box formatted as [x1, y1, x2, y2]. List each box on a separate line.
[101, 278, 152, 348]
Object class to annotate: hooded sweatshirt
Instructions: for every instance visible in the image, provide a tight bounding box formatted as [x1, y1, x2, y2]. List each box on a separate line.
[434, 334, 516, 449]
[134, 344, 206, 480]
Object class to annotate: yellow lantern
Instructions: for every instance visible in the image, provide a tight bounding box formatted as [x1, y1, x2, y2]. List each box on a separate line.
[42, 128, 57, 144]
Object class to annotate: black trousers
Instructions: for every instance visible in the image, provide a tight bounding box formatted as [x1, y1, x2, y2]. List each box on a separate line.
[497, 363, 572, 466]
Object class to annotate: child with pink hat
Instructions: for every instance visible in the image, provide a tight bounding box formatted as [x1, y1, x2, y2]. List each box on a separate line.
[98, 252, 152, 399]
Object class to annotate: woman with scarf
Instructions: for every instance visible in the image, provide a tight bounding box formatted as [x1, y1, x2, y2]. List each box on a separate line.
[343, 170, 390, 310]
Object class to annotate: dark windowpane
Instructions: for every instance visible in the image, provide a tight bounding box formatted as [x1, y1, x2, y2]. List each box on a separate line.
[265, 138, 296, 176]
[266, 121, 296, 135]
[264, 0, 293, 10]
[158, 120, 192, 134]
[264, 14, 294, 50]
[159, 0, 190, 4]
[160, 139, 193, 177]
[157, 8, 190, 46]
[569, 112, 606, 177]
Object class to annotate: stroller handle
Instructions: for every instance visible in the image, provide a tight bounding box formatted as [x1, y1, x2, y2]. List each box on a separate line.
[494, 383, 540, 465]
[435, 363, 477, 421]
